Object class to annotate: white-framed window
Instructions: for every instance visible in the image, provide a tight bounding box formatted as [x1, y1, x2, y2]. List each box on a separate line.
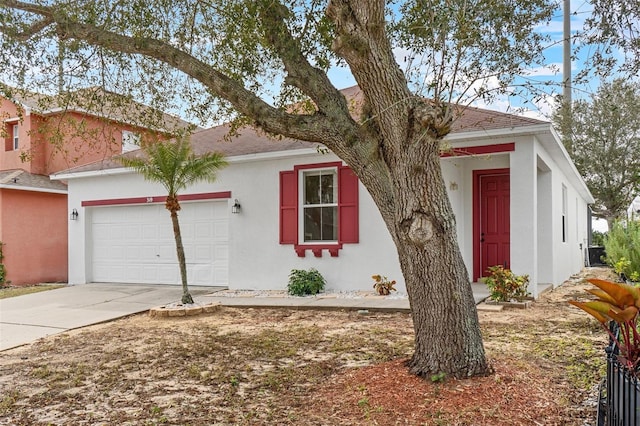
[301, 168, 338, 243]
[12, 124, 18, 150]
[122, 130, 141, 153]
[280, 162, 358, 257]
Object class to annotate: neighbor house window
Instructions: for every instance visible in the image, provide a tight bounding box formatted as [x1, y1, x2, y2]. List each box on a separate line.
[562, 184, 568, 243]
[279, 162, 359, 257]
[122, 130, 141, 153]
[12, 124, 18, 150]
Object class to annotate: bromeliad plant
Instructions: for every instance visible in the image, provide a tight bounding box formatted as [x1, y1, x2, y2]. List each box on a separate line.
[372, 275, 397, 295]
[569, 278, 640, 372]
[482, 265, 530, 302]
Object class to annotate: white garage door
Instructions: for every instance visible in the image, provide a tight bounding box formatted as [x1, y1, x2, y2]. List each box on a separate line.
[90, 201, 228, 286]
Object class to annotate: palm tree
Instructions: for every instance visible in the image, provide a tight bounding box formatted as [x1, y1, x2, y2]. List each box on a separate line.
[120, 136, 227, 304]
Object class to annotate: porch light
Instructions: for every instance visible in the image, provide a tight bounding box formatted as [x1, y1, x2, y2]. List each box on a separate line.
[70, 208, 79, 221]
[232, 199, 241, 214]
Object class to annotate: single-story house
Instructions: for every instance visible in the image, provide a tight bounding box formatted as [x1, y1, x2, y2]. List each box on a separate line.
[53, 89, 594, 298]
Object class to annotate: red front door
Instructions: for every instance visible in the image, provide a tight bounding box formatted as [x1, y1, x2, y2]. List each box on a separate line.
[479, 173, 510, 277]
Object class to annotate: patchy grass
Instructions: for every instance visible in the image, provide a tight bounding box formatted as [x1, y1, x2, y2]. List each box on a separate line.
[0, 268, 614, 425]
[0, 284, 66, 299]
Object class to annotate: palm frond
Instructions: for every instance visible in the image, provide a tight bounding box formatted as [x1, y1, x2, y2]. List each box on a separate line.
[118, 136, 227, 197]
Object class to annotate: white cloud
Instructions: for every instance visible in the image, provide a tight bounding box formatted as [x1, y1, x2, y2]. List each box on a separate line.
[523, 63, 562, 77]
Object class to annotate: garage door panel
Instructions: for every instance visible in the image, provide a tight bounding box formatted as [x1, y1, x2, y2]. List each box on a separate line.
[123, 224, 142, 239]
[214, 245, 228, 259]
[190, 264, 213, 285]
[194, 222, 213, 238]
[214, 263, 228, 283]
[141, 224, 158, 240]
[91, 201, 228, 286]
[104, 245, 125, 262]
[214, 222, 228, 240]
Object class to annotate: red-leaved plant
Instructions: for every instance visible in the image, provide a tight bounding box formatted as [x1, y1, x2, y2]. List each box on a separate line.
[569, 278, 640, 372]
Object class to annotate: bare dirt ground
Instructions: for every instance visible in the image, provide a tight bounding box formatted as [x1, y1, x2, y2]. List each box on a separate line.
[0, 268, 615, 425]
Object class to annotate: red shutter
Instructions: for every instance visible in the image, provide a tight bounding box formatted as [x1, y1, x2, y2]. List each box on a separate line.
[279, 170, 297, 244]
[338, 166, 359, 243]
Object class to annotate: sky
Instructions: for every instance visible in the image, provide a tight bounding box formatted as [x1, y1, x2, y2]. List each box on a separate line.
[0, 0, 613, 123]
[326, 0, 607, 121]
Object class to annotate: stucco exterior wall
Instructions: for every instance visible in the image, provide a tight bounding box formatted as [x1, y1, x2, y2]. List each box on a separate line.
[64, 129, 592, 294]
[34, 112, 159, 175]
[532, 136, 589, 287]
[66, 152, 406, 292]
[0, 98, 34, 173]
[1, 189, 68, 284]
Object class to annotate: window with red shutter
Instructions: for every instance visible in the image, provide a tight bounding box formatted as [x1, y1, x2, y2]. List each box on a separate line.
[338, 165, 359, 244]
[279, 162, 359, 257]
[279, 170, 297, 244]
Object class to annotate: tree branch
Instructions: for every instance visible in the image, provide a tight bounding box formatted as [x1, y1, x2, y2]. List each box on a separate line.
[0, 0, 358, 146]
[256, 0, 352, 122]
[326, 0, 412, 123]
[0, 16, 52, 40]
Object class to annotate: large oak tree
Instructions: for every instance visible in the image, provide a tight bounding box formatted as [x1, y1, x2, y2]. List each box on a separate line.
[0, 0, 555, 378]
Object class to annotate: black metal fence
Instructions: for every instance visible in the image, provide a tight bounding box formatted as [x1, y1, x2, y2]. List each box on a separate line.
[598, 324, 640, 426]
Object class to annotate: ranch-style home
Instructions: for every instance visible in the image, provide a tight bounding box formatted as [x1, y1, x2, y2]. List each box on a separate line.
[54, 87, 594, 298]
[0, 86, 191, 284]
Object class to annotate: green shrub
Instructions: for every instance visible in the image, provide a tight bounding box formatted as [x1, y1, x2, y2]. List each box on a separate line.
[482, 265, 530, 302]
[604, 220, 640, 281]
[287, 268, 326, 296]
[592, 230, 606, 246]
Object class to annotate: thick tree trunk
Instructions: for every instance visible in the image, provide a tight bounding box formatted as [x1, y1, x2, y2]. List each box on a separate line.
[327, 0, 490, 379]
[361, 134, 490, 379]
[167, 198, 193, 305]
[392, 150, 488, 378]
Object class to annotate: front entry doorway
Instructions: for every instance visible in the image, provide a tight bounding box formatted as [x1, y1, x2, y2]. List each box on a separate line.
[473, 169, 510, 281]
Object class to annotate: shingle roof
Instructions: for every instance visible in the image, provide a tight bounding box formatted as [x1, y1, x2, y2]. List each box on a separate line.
[0, 169, 67, 192]
[55, 86, 548, 176]
[338, 85, 545, 132]
[4, 85, 195, 133]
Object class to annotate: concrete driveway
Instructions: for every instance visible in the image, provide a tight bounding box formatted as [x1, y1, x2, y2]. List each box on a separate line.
[0, 283, 223, 351]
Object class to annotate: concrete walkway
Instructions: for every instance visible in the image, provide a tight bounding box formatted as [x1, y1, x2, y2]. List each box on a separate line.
[0, 282, 490, 352]
[0, 283, 222, 351]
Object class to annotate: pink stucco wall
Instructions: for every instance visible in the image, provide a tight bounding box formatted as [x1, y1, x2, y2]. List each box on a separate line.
[1, 98, 34, 172]
[34, 112, 139, 174]
[1, 189, 68, 284]
[1, 98, 160, 175]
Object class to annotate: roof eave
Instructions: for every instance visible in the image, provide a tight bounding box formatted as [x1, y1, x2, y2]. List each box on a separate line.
[445, 123, 551, 142]
[0, 184, 67, 194]
[52, 147, 323, 180]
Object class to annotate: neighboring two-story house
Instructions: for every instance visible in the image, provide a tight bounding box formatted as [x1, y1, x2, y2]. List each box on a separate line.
[0, 86, 191, 285]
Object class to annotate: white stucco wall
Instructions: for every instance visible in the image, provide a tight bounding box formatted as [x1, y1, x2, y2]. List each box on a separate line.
[62, 125, 592, 295]
[532, 135, 589, 287]
[65, 151, 406, 292]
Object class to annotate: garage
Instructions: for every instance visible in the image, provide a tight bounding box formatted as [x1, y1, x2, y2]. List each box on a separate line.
[89, 200, 228, 286]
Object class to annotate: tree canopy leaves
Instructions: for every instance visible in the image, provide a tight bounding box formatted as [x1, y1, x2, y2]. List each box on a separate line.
[554, 79, 640, 226]
[580, 0, 640, 76]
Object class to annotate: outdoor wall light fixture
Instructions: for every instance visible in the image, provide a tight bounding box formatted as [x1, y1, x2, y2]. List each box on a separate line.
[70, 208, 79, 221]
[232, 199, 241, 214]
